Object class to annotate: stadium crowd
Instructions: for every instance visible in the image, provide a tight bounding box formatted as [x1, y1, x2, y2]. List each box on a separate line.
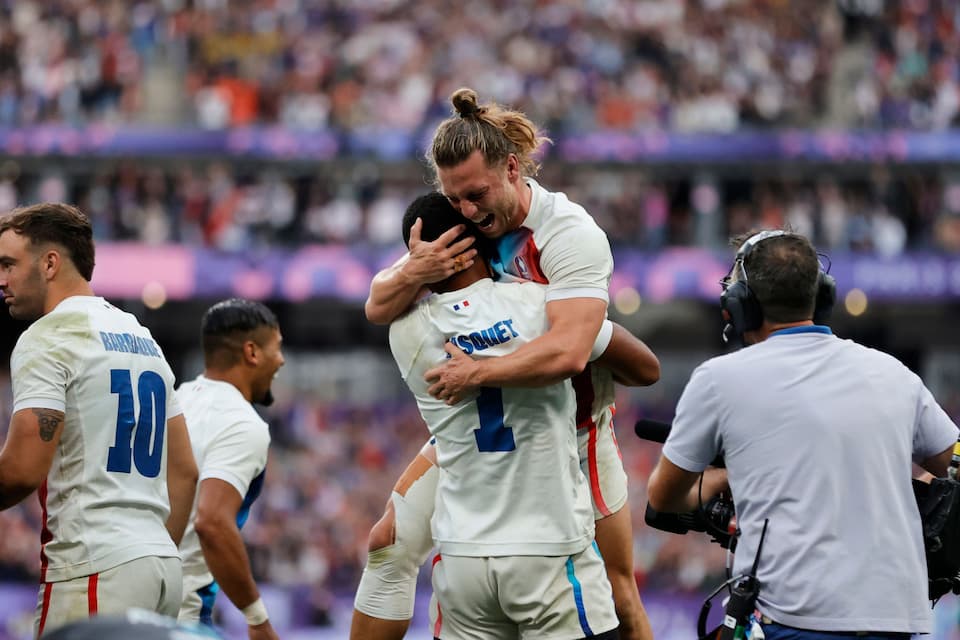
[0, 160, 958, 255]
[0, 0, 954, 256]
[0, 0, 954, 132]
[0, 0, 959, 633]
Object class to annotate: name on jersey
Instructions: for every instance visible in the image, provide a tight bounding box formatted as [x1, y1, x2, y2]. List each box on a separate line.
[448, 319, 519, 355]
[99, 331, 162, 358]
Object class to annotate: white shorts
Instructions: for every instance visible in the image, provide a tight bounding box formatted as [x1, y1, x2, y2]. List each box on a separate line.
[577, 408, 628, 520]
[429, 543, 618, 640]
[36, 555, 182, 637]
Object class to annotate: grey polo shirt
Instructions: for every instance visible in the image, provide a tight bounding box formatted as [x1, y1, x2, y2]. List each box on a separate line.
[664, 326, 958, 633]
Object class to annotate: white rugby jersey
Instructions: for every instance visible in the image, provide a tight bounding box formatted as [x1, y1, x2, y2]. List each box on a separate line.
[389, 279, 595, 557]
[10, 296, 181, 582]
[493, 178, 616, 428]
[176, 376, 270, 601]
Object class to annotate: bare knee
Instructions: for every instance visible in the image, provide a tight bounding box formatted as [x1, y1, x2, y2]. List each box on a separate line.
[605, 560, 636, 582]
[368, 501, 397, 552]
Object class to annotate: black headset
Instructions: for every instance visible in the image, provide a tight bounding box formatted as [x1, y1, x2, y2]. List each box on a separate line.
[720, 230, 837, 345]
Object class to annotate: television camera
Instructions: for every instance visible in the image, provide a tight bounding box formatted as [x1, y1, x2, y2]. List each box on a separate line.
[635, 418, 765, 639]
[634, 419, 737, 550]
[637, 417, 960, 621]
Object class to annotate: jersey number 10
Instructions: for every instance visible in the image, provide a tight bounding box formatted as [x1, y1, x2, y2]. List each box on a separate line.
[106, 369, 167, 478]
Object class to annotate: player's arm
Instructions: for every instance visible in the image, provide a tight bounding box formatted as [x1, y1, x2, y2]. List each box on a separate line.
[195, 478, 278, 639]
[649, 363, 728, 512]
[595, 322, 660, 387]
[426, 296, 606, 404]
[647, 457, 728, 513]
[475, 296, 607, 384]
[365, 219, 477, 325]
[0, 408, 64, 510]
[165, 413, 198, 546]
[426, 218, 615, 401]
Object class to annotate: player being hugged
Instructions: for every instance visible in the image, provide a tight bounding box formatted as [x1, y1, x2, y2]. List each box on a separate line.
[354, 88, 658, 640]
[384, 193, 667, 639]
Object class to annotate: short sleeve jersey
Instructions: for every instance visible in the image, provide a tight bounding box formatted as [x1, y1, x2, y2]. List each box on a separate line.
[492, 179, 616, 426]
[10, 296, 182, 582]
[663, 328, 959, 633]
[389, 279, 595, 557]
[176, 375, 270, 596]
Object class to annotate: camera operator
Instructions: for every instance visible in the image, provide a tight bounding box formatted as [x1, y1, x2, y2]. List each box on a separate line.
[647, 230, 959, 639]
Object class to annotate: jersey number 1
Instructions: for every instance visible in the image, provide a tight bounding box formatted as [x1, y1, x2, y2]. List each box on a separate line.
[475, 387, 516, 452]
[106, 369, 166, 478]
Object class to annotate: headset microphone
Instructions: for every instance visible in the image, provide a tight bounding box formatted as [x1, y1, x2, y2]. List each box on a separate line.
[721, 310, 741, 348]
[719, 231, 836, 347]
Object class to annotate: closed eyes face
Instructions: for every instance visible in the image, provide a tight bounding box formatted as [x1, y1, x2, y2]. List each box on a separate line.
[438, 151, 520, 239]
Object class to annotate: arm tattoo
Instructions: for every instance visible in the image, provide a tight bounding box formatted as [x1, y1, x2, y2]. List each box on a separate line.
[31, 409, 64, 442]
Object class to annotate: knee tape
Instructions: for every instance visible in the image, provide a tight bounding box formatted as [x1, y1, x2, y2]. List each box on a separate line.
[354, 464, 437, 620]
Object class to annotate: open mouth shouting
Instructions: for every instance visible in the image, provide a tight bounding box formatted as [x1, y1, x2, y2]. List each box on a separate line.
[477, 213, 495, 230]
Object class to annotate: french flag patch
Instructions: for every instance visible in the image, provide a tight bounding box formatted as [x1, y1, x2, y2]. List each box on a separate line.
[452, 300, 470, 311]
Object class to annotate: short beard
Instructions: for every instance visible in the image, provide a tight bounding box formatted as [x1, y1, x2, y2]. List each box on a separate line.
[9, 299, 43, 322]
[256, 388, 275, 407]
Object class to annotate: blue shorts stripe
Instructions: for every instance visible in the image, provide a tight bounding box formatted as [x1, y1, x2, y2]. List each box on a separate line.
[197, 581, 220, 627]
[565, 556, 593, 637]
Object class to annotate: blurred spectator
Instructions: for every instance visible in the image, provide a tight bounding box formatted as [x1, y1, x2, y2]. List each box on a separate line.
[0, 158, 943, 254]
[0, 2, 953, 254]
[0, 1, 952, 133]
[934, 179, 960, 252]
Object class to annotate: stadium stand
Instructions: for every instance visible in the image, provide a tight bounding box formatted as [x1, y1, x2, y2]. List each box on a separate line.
[0, 1, 959, 638]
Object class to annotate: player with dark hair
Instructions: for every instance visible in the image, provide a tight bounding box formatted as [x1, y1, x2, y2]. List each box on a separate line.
[358, 88, 656, 640]
[648, 230, 958, 638]
[176, 299, 284, 640]
[0, 203, 198, 636]
[368, 192, 661, 639]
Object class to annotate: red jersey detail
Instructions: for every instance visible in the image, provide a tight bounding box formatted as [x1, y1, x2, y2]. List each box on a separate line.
[586, 423, 612, 517]
[516, 233, 548, 284]
[88, 573, 99, 614]
[495, 227, 549, 284]
[38, 582, 53, 635]
[432, 554, 443, 637]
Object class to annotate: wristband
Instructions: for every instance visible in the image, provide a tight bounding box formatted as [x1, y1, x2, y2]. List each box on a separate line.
[241, 597, 269, 626]
[589, 320, 614, 362]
